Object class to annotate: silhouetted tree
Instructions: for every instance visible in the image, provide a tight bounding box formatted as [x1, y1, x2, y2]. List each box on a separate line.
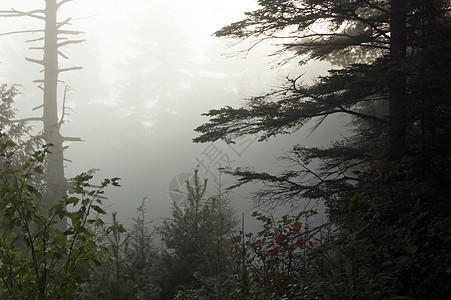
[195, 1, 451, 298]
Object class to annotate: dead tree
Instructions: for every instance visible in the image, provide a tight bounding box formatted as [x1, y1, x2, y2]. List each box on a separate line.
[0, 0, 84, 230]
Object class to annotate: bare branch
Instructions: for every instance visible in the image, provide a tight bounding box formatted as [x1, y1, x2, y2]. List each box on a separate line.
[59, 85, 70, 127]
[25, 57, 45, 66]
[26, 37, 45, 43]
[57, 39, 85, 47]
[0, 9, 45, 20]
[57, 17, 72, 28]
[0, 29, 44, 37]
[58, 66, 83, 73]
[58, 51, 69, 59]
[63, 136, 83, 142]
[57, 0, 74, 10]
[9, 117, 42, 123]
[33, 104, 44, 111]
[58, 30, 84, 35]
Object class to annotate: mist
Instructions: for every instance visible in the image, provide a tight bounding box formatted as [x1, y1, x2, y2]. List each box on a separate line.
[0, 0, 335, 229]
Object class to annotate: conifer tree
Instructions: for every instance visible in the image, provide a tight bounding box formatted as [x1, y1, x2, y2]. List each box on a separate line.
[158, 169, 237, 299]
[195, 1, 451, 298]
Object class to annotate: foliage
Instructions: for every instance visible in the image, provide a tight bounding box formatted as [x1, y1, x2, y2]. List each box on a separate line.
[78, 199, 159, 300]
[158, 169, 238, 299]
[195, 1, 451, 299]
[0, 84, 42, 165]
[0, 132, 120, 299]
[228, 211, 316, 299]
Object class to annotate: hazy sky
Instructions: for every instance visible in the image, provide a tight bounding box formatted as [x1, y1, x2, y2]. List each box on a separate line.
[0, 0, 334, 228]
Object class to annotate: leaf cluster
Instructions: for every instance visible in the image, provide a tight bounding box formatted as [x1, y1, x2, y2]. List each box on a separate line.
[0, 132, 120, 299]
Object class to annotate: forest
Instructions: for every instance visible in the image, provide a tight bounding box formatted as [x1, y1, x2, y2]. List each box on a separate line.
[0, 0, 450, 299]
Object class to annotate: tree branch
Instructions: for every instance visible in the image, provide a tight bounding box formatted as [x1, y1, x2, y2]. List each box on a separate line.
[57, 0, 74, 10]
[58, 51, 69, 59]
[33, 104, 44, 111]
[25, 57, 45, 66]
[26, 37, 45, 43]
[0, 9, 45, 20]
[57, 39, 85, 48]
[63, 137, 83, 142]
[7, 117, 42, 123]
[57, 17, 72, 28]
[0, 29, 44, 37]
[58, 66, 83, 73]
[58, 30, 84, 35]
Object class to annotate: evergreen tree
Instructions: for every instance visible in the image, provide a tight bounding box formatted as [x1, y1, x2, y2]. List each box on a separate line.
[195, 1, 451, 298]
[158, 169, 238, 299]
[78, 201, 159, 300]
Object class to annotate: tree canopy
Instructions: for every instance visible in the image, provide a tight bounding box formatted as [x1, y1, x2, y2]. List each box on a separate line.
[195, 0, 451, 298]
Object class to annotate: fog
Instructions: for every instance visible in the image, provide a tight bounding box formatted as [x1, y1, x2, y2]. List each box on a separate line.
[0, 0, 339, 229]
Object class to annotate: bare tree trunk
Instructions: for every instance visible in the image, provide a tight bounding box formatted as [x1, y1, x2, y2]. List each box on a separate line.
[42, 0, 66, 231]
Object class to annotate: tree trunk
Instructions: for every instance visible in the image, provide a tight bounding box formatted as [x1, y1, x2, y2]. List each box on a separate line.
[388, 0, 407, 160]
[43, 0, 66, 231]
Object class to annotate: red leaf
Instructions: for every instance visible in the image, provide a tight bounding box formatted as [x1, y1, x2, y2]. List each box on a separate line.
[275, 233, 287, 245]
[293, 222, 302, 232]
[267, 248, 279, 256]
[231, 235, 241, 243]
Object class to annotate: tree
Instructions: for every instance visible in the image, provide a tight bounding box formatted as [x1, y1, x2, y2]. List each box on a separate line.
[158, 169, 238, 299]
[1, 0, 84, 230]
[79, 200, 160, 300]
[0, 131, 120, 299]
[194, 1, 451, 298]
[0, 84, 42, 167]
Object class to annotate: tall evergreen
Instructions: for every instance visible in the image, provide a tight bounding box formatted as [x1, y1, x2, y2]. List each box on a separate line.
[195, 1, 451, 298]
